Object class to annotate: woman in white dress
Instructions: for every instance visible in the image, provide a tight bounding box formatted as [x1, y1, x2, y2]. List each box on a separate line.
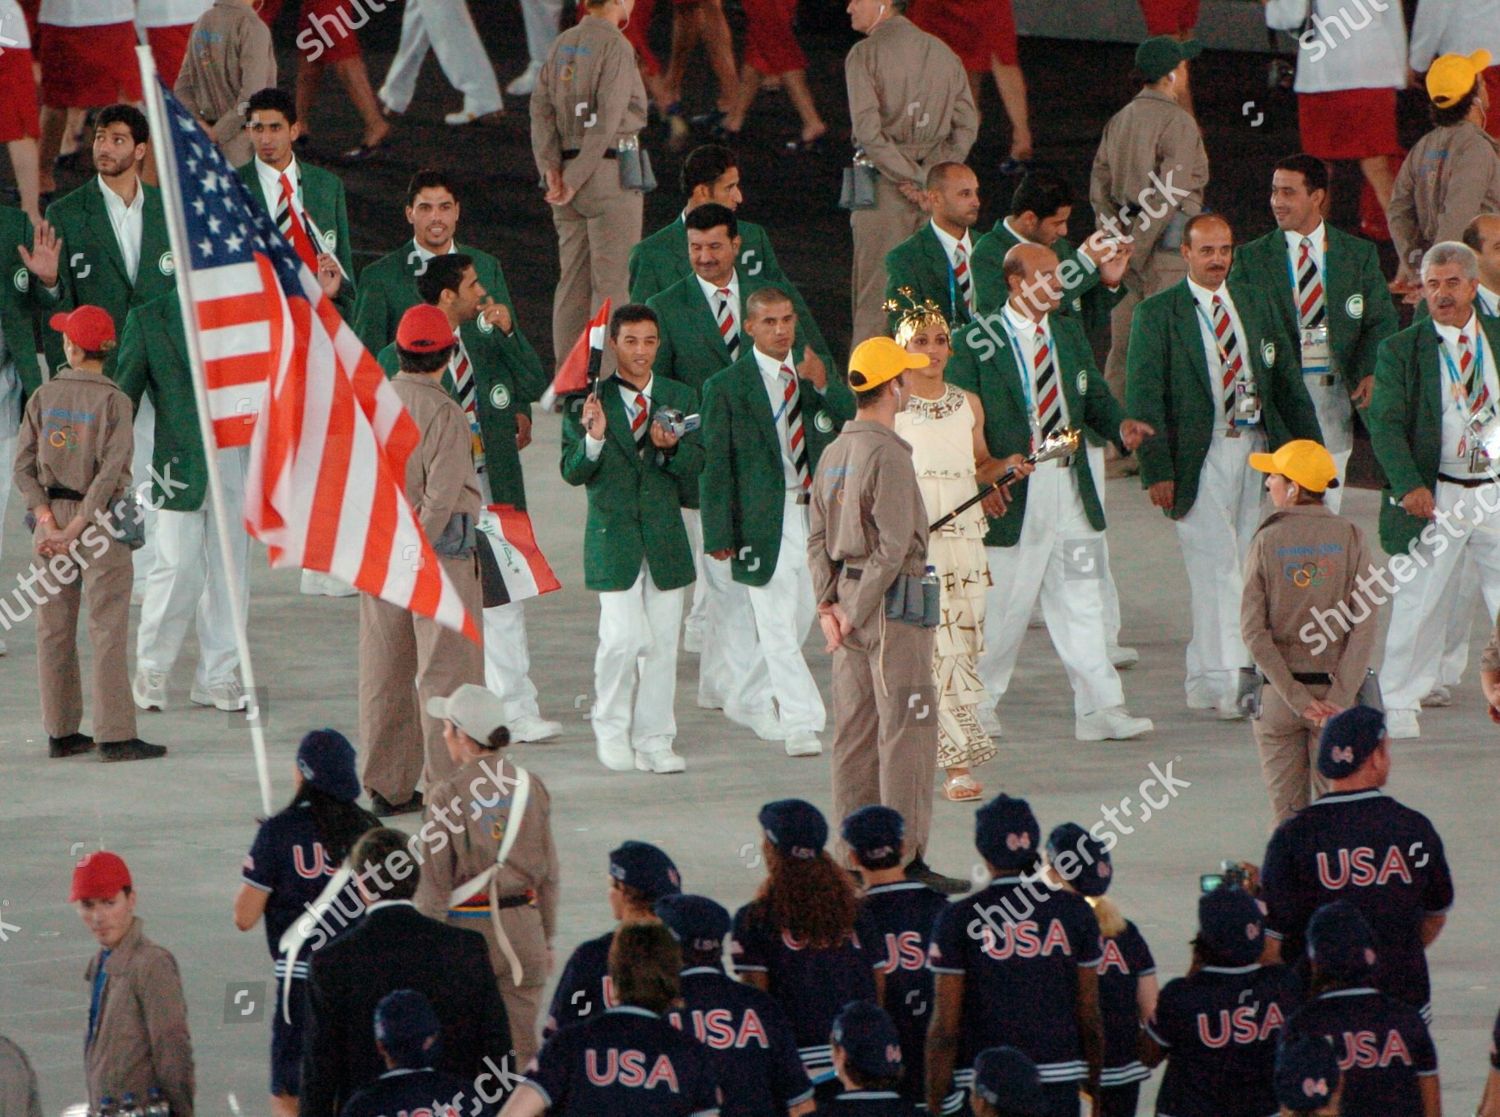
[891, 297, 1030, 801]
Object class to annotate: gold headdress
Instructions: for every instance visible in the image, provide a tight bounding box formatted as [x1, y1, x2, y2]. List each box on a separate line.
[883, 287, 949, 349]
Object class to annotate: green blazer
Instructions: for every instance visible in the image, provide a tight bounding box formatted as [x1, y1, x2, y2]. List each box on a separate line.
[1126, 278, 1322, 519]
[947, 312, 1127, 547]
[699, 352, 840, 585]
[630, 214, 781, 303]
[375, 314, 547, 509]
[34, 179, 175, 375]
[1230, 226, 1398, 395]
[560, 375, 705, 592]
[1367, 315, 1500, 554]
[0, 206, 41, 400]
[115, 292, 208, 512]
[970, 219, 1123, 343]
[884, 222, 972, 329]
[236, 159, 356, 317]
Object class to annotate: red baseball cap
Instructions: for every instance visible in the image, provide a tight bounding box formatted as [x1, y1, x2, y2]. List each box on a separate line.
[70, 851, 132, 902]
[396, 305, 455, 353]
[49, 305, 117, 352]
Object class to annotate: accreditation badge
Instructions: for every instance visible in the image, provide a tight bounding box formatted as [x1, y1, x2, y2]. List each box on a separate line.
[1075, 370, 1088, 395]
[1300, 324, 1334, 387]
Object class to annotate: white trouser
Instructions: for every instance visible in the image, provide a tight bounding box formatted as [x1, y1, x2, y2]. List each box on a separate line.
[131, 396, 160, 595]
[978, 460, 1125, 716]
[686, 507, 761, 714]
[739, 495, 825, 736]
[0, 363, 18, 570]
[483, 600, 542, 721]
[135, 446, 250, 685]
[1089, 442, 1123, 646]
[379, 0, 502, 115]
[1176, 429, 1266, 704]
[520, 0, 564, 64]
[593, 562, 683, 756]
[1381, 479, 1500, 711]
[1304, 373, 1353, 514]
[1438, 552, 1482, 687]
[682, 508, 711, 643]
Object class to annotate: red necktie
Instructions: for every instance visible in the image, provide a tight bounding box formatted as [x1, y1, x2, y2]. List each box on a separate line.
[276, 172, 318, 270]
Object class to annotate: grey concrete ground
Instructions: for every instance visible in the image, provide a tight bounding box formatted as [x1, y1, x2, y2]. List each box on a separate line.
[2, 411, 1496, 1115]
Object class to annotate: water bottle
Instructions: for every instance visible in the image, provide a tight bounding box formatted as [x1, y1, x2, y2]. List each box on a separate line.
[145, 1089, 170, 1117]
[920, 564, 941, 628]
[98, 1095, 117, 1117]
[119, 1093, 143, 1117]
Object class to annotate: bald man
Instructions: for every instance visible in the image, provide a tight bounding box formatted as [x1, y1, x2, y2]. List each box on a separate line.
[882, 162, 981, 329]
[1125, 214, 1320, 718]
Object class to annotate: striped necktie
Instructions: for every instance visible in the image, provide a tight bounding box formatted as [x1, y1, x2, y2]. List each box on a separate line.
[630, 391, 650, 449]
[1032, 327, 1060, 440]
[274, 172, 319, 270]
[450, 336, 484, 473]
[1296, 237, 1326, 328]
[1212, 294, 1244, 421]
[780, 364, 810, 490]
[954, 241, 973, 317]
[1459, 332, 1487, 413]
[716, 288, 740, 359]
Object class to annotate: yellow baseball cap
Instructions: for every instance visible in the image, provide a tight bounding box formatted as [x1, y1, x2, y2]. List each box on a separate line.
[1249, 439, 1340, 492]
[1427, 50, 1491, 108]
[848, 336, 929, 392]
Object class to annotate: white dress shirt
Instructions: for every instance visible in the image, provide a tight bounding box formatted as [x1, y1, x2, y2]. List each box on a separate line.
[414, 239, 457, 264]
[40, 0, 132, 25]
[1002, 301, 1071, 436]
[697, 272, 741, 320]
[98, 176, 145, 285]
[753, 346, 802, 489]
[256, 155, 301, 215]
[930, 218, 973, 272]
[584, 376, 654, 460]
[1409, 0, 1500, 72]
[1282, 222, 1327, 277]
[1434, 311, 1499, 475]
[1187, 277, 1252, 432]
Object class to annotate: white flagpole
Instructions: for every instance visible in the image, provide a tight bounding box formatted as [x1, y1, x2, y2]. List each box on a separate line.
[136, 47, 275, 815]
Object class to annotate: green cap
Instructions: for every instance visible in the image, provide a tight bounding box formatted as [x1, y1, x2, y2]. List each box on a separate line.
[1135, 35, 1203, 81]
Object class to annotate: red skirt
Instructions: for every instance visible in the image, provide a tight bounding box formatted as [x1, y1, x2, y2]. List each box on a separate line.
[617, 0, 660, 77]
[0, 47, 39, 142]
[293, 0, 364, 63]
[1298, 87, 1400, 160]
[38, 22, 143, 107]
[908, 0, 1017, 70]
[1138, 0, 1199, 35]
[146, 23, 194, 86]
[742, 0, 806, 75]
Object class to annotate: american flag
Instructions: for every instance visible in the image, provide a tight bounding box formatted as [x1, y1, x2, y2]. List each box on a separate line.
[149, 76, 479, 640]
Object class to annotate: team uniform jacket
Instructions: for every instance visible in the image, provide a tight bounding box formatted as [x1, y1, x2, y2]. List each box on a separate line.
[1260, 788, 1455, 1017]
[1097, 921, 1155, 1090]
[339, 1066, 498, 1117]
[1125, 278, 1322, 519]
[390, 373, 482, 540]
[0, 205, 41, 400]
[883, 222, 977, 330]
[970, 219, 1124, 340]
[858, 881, 948, 1107]
[545, 929, 617, 1038]
[236, 159, 356, 317]
[1283, 987, 1438, 1116]
[1388, 121, 1500, 271]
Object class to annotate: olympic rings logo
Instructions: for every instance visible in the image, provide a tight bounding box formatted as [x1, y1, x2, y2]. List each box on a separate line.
[47, 426, 78, 450]
[1284, 559, 1333, 588]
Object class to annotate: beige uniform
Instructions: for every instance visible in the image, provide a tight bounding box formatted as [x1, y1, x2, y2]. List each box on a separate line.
[172, 0, 277, 168]
[846, 14, 977, 346]
[83, 919, 195, 1117]
[359, 373, 484, 804]
[1240, 503, 1377, 823]
[413, 752, 559, 1067]
[808, 419, 938, 859]
[0, 1035, 42, 1117]
[530, 15, 648, 368]
[1090, 86, 1209, 404]
[1388, 120, 1500, 274]
[13, 369, 136, 744]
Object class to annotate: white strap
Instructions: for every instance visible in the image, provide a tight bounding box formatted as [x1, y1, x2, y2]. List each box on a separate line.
[276, 864, 353, 1024]
[447, 765, 533, 986]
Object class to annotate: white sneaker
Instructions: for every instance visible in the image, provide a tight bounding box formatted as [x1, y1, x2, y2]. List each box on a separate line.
[726, 705, 784, 741]
[635, 747, 686, 774]
[192, 678, 247, 712]
[505, 60, 542, 96]
[1385, 708, 1421, 739]
[1109, 644, 1140, 669]
[1420, 686, 1452, 708]
[510, 715, 562, 742]
[133, 668, 167, 711]
[596, 739, 635, 771]
[445, 104, 503, 125]
[1185, 689, 1216, 711]
[979, 707, 1003, 737]
[784, 733, 822, 757]
[1075, 706, 1154, 741]
[1215, 695, 1246, 721]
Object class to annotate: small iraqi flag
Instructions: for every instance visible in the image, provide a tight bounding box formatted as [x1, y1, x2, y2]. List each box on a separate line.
[540, 298, 610, 411]
[477, 504, 562, 607]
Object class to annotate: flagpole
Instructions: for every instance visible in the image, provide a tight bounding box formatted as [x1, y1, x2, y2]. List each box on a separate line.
[137, 47, 275, 816]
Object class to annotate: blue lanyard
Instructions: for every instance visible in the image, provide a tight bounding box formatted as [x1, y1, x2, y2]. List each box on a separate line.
[1437, 329, 1487, 413]
[997, 312, 1039, 419]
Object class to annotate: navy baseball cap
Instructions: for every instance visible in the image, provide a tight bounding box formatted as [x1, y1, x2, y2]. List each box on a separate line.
[609, 841, 682, 900]
[1275, 1035, 1341, 1112]
[1198, 885, 1265, 967]
[297, 729, 361, 804]
[1307, 900, 1377, 980]
[655, 894, 731, 953]
[1317, 705, 1385, 778]
[830, 1001, 902, 1081]
[972, 1045, 1046, 1115]
[760, 799, 828, 860]
[374, 989, 442, 1067]
[976, 794, 1040, 871]
[841, 805, 904, 863]
[1046, 822, 1112, 897]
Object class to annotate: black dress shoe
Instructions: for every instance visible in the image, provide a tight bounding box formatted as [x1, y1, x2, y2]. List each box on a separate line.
[369, 790, 424, 817]
[99, 738, 167, 762]
[49, 732, 95, 758]
[905, 856, 971, 895]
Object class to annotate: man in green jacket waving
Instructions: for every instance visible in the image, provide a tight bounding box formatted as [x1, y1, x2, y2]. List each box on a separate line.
[561, 303, 704, 775]
[0, 203, 41, 657]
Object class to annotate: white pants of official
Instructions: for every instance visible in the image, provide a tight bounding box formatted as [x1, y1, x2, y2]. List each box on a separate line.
[1304, 374, 1354, 514]
[483, 600, 543, 722]
[1177, 429, 1266, 704]
[1381, 479, 1500, 712]
[978, 460, 1125, 716]
[131, 396, 160, 599]
[683, 508, 711, 645]
[520, 0, 563, 64]
[1434, 552, 1482, 687]
[593, 562, 683, 760]
[683, 509, 762, 716]
[135, 446, 250, 686]
[1088, 442, 1124, 645]
[379, 0, 502, 115]
[736, 494, 825, 736]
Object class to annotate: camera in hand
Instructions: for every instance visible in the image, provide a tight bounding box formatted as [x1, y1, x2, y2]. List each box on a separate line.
[653, 408, 700, 439]
[1199, 860, 1247, 894]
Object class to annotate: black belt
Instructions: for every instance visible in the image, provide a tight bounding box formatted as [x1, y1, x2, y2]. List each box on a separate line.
[1437, 473, 1494, 488]
[46, 486, 85, 501]
[1292, 672, 1332, 685]
[561, 148, 617, 160]
[844, 566, 862, 580]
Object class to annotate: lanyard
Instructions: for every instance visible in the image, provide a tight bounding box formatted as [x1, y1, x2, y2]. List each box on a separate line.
[997, 312, 1040, 425]
[1437, 328, 1488, 416]
[1192, 297, 1242, 381]
[768, 368, 793, 425]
